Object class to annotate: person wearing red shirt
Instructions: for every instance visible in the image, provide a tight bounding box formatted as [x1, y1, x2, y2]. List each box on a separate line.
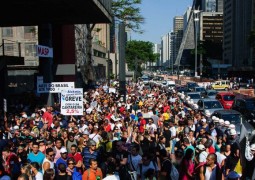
[68, 144, 83, 167]
[42, 106, 53, 128]
[103, 120, 111, 132]
[138, 115, 146, 134]
[2, 147, 20, 178]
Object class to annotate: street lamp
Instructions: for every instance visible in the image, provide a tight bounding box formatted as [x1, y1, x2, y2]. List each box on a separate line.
[194, 10, 200, 77]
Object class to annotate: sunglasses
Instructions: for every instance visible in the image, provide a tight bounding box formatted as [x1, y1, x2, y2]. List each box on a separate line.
[49, 154, 55, 157]
[68, 162, 74, 165]
[83, 141, 88, 143]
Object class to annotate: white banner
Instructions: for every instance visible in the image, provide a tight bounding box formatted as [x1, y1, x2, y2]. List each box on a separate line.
[37, 82, 75, 93]
[61, 88, 84, 115]
[36, 45, 53, 58]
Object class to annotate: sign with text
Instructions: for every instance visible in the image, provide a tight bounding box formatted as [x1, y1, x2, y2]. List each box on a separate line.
[37, 82, 75, 93]
[36, 45, 53, 58]
[61, 88, 83, 115]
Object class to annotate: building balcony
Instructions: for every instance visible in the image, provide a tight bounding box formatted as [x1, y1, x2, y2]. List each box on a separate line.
[0, 0, 112, 27]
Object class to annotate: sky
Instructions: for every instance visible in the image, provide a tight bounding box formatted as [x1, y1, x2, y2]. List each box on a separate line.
[131, 0, 193, 44]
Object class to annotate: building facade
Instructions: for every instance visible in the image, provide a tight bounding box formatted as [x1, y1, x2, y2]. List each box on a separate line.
[173, 16, 184, 65]
[223, 0, 255, 74]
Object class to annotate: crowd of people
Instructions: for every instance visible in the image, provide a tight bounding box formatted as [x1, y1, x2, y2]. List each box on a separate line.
[0, 81, 254, 180]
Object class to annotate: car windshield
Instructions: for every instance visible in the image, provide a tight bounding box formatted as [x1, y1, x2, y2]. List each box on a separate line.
[223, 95, 235, 101]
[195, 87, 206, 92]
[208, 91, 217, 96]
[246, 100, 255, 110]
[221, 114, 241, 124]
[204, 101, 223, 109]
[189, 94, 201, 99]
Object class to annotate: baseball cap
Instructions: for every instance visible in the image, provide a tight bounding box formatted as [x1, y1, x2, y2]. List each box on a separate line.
[250, 143, 255, 151]
[22, 114, 28, 118]
[229, 124, 235, 129]
[196, 144, 206, 151]
[219, 119, 224, 124]
[60, 147, 67, 154]
[229, 129, 237, 136]
[224, 121, 230, 126]
[83, 130, 90, 135]
[88, 140, 96, 146]
[201, 118, 206, 123]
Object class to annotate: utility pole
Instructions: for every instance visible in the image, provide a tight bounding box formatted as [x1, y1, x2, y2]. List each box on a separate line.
[118, 22, 126, 102]
[107, 50, 110, 85]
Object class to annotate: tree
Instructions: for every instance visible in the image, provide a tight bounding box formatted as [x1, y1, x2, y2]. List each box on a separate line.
[126, 40, 157, 77]
[76, 0, 144, 86]
[112, 0, 144, 33]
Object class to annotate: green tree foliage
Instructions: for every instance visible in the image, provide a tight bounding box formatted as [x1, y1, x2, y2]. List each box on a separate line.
[112, 0, 144, 33]
[126, 40, 157, 70]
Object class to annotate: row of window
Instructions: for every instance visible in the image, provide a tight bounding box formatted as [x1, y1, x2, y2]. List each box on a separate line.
[1, 26, 36, 38]
[2, 43, 36, 56]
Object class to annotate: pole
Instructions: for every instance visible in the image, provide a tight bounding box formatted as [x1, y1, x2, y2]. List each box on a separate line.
[115, 52, 117, 79]
[18, 42, 21, 57]
[118, 22, 126, 102]
[135, 56, 137, 82]
[2, 39, 4, 56]
[107, 50, 110, 85]
[195, 19, 198, 77]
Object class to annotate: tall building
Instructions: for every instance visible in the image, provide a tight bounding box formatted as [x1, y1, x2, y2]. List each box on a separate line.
[153, 43, 161, 66]
[202, 0, 216, 12]
[0, 26, 38, 66]
[161, 33, 171, 69]
[200, 12, 223, 43]
[173, 16, 184, 64]
[216, 0, 223, 12]
[183, 7, 192, 31]
[223, 0, 254, 74]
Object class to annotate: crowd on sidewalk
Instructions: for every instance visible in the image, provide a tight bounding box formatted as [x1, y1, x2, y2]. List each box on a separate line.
[0, 81, 254, 180]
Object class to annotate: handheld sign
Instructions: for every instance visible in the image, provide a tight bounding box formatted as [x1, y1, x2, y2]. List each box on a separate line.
[61, 89, 83, 115]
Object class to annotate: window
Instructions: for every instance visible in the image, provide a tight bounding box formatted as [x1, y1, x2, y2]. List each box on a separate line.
[25, 43, 36, 56]
[4, 43, 14, 56]
[24, 26, 35, 33]
[2, 27, 13, 37]
[24, 26, 36, 39]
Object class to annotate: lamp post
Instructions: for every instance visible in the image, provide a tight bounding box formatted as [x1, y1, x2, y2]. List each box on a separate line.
[194, 10, 200, 78]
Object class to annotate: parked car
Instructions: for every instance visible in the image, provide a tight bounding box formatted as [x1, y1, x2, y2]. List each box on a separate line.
[201, 89, 218, 99]
[232, 98, 255, 124]
[211, 109, 244, 135]
[197, 99, 224, 114]
[216, 92, 235, 109]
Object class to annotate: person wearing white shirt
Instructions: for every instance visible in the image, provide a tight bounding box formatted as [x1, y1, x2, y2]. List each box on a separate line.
[169, 121, 177, 154]
[146, 119, 157, 134]
[89, 127, 102, 144]
[31, 162, 43, 180]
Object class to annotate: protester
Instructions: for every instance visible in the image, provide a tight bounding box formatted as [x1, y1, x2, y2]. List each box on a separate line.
[0, 79, 246, 180]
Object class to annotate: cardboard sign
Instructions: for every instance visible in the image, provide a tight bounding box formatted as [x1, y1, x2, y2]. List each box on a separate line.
[61, 89, 84, 115]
